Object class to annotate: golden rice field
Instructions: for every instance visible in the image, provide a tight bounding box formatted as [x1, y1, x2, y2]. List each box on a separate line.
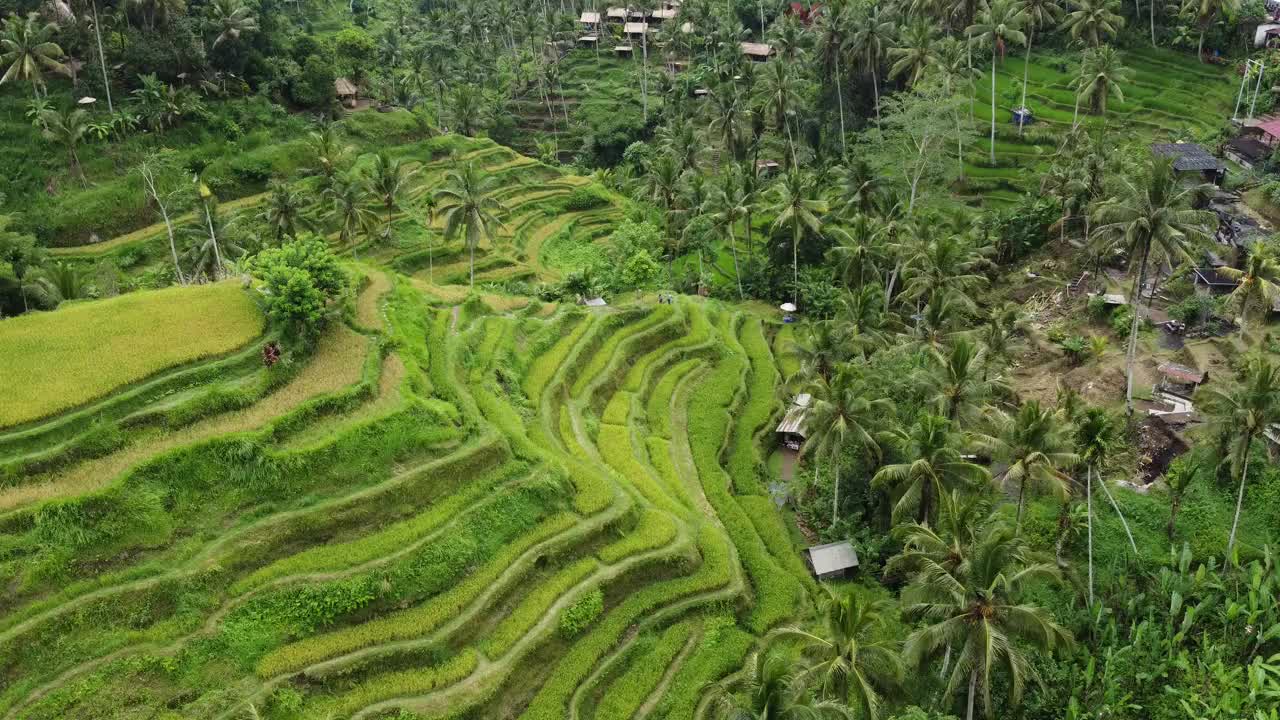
[0, 282, 264, 428]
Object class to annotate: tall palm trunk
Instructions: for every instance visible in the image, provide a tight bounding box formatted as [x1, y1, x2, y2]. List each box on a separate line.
[1087, 463, 1094, 606]
[871, 65, 881, 126]
[92, 1, 113, 113]
[158, 200, 183, 285]
[203, 201, 222, 280]
[1125, 243, 1151, 413]
[1198, 28, 1206, 63]
[1096, 473, 1138, 555]
[470, 241, 476, 288]
[835, 53, 848, 158]
[792, 224, 801, 307]
[728, 224, 743, 299]
[1018, 29, 1033, 138]
[989, 49, 997, 165]
[1227, 447, 1252, 556]
[830, 451, 840, 527]
[966, 668, 978, 720]
[1150, 0, 1156, 47]
[1015, 477, 1026, 533]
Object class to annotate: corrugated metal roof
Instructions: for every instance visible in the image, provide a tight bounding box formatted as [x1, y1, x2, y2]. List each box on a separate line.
[741, 41, 773, 56]
[580, 11, 601, 23]
[1151, 143, 1225, 172]
[623, 21, 649, 33]
[776, 394, 811, 436]
[808, 541, 858, 575]
[1158, 362, 1205, 384]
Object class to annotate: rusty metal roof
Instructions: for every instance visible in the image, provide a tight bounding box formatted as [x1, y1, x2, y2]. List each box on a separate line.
[1158, 362, 1205, 384]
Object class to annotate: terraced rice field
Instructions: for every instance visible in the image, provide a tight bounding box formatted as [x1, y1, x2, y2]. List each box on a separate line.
[1, 227, 811, 717]
[964, 46, 1236, 207]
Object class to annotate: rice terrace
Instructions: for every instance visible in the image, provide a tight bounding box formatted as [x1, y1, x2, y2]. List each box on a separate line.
[3, 0, 1280, 719]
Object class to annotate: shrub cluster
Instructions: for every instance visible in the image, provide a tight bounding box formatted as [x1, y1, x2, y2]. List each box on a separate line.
[559, 587, 605, 637]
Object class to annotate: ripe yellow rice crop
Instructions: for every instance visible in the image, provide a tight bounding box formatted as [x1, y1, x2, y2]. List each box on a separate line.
[0, 282, 264, 429]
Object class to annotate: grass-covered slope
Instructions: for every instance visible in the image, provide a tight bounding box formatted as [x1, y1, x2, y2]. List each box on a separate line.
[0, 282, 264, 428]
[0, 272, 812, 719]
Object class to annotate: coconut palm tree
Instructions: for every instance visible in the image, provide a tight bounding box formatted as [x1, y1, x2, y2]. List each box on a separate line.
[367, 151, 419, 243]
[1076, 44, 1131, 117]
[776, 588, 904, 720]
[260, 180, 314, 245]
[210, 0, 259, 49]
[1060, 0, 1124, 47]
[1015, 0, 1063, 136]
[705, 170, 751, 298]
[1072, 406, 1134, 606]
[39, 107, 89, 185]
[902, 523, 1073, 720]
[1195, 356, 1280, 558]
[847, 2, 895, 124]
[888, 20, 939, 89]
[874, 413, 989, 525]
[1184, 0, 1241, 61]
[1091, 156, 1214, 412]
[804, 364, 892, 527]
[922, 336, 1007, 427]
[975, 400, 1078, 532]
[0, 12, 67, 99]
[328, 174, 379, 256]
[756, 59, 804, 167]
[708, 645, 856, 719]
[306, 125, 352, 194]
[1219, 243, 1280, 337]
[967, 0, 1027, 166]
[815, 1, 853, 157]
[433, 161, 507, 288]
[770, 169, 828, 308]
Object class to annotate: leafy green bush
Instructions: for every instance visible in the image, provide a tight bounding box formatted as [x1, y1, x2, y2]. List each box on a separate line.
[253, 237, 348, 338]
[1169, 293, 1220, 325]
[561, 186, 611, 212]
[559, 587, 604, 637]
[1111, 304, 1135, 337]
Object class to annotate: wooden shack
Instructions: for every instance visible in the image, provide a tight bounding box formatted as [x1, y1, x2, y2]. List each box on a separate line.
[1157, 362, 1207, 399]
[776, 393, 811, 450]
[740, 41, 774, 61]
[334, 77, 358, 108]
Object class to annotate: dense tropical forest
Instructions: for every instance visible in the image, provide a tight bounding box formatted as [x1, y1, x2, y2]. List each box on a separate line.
[2, 0, 1280, 718]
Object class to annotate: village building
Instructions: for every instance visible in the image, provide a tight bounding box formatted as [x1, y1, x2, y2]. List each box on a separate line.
[1151, 143, 1227, 186]
[776, 393, 811, 451]
[1157, 362, 1208, 398]
[805, 541, 859, 580]
[740, 41, 774, 61]
[335, 77, 358, 108]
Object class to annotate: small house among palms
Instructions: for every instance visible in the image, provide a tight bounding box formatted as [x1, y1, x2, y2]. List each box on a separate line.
[1157, 362, 1207, 398]
[1150, 143, 1226, 186]
[335, 77, 358, 108]
[606, 7, 627, 21]
[1192, 266, 1239, 295]
[623, 21, 649, 39]
[580, 10, 601, 27]
[740, 41, 773, 61]
[649, 7, 677, 21]
[776, 393, 811, 450]
[805, 541, 859, 580]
